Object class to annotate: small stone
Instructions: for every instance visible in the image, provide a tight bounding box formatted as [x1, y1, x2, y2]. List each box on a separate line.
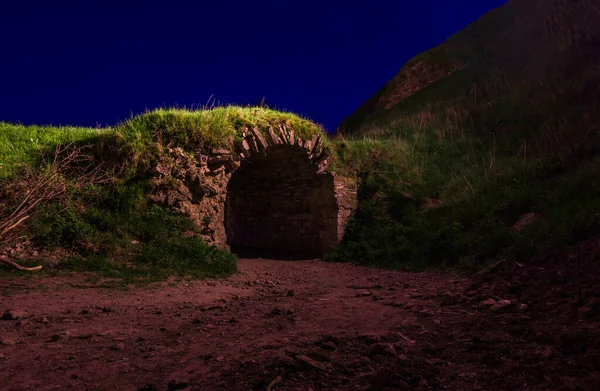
[297, 355, 328, 372]
[110, 342, 126, 351]
[1, 309, 27, 321]
[287, 289, 295, 297]
[47, 335, 61, 343]
[355, 291, 372, 297]
[0, 337, 16, 346]
[492, 299, 515, 312]
[32, 251, 39, 257]
[511, 212, 538, 232]
[480, 298, 497, 307]
[0, 353, 5, 359]
[320, 335, 340, 346]
[321, 341, 337, 351]
[167, 379, 189, 391]
[102, 307, 112, 313]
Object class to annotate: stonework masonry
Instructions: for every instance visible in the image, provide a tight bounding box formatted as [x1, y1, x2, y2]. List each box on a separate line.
[148, 125, 357, 256]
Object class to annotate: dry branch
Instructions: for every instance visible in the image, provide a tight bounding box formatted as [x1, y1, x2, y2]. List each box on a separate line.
[0, 255, 42, 271]
[0, 143, 111, 272]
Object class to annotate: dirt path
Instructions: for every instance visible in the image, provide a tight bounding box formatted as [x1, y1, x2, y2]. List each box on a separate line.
[1, 253, 600, 391]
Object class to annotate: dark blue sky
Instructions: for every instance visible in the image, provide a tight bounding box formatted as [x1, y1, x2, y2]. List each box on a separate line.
[0, 0, 507, 132]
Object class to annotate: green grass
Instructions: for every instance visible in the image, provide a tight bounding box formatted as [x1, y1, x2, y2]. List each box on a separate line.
[328, 127, 600, 271]
[116, 106, 324, 168]
[0, 122, 109, 179]
[1, 106, 324, 179]
[1, 183, 238, 281]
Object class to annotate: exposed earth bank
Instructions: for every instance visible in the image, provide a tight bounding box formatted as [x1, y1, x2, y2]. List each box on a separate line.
[2, 245, 600, 391]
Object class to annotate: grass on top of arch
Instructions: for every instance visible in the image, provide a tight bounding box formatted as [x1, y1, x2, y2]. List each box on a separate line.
[115, 106, 326, 168]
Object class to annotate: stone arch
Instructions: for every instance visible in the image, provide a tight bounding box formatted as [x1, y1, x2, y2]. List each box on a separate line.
[225, 144, 339, 256]
[149, 125, 357, 257]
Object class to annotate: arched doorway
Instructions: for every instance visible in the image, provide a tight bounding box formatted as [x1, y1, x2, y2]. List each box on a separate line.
[225, 145, 342, 257]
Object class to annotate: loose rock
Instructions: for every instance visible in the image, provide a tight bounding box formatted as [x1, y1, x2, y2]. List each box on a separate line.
[0, 337, 17, 346]
[110, 343, 126, 351]
[480, 298, 497, 307]
[1, 309, 27, 321]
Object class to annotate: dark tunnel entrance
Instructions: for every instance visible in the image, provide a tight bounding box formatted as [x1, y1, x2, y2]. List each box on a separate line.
[225, 145, 341, 258]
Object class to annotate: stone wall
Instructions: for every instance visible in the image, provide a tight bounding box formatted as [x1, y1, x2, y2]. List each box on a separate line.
[148, 125, 357, 256]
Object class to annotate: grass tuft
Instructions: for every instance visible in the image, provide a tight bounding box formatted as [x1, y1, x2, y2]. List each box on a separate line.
[115, 106, 323, 168]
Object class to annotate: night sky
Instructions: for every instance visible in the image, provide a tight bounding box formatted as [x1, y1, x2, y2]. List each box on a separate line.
[0, 0, 507, 132]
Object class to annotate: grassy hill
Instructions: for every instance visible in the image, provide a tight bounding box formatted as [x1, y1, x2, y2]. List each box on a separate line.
[0, 107, 322, 279]
[328, 0, 600, 270]
[341, 0, 600, 141]
[0, 107, 321, 179]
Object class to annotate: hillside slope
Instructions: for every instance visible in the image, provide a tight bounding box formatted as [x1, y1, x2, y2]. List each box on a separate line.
[329, 0, 600, 270]
[341, 0, 600, 153]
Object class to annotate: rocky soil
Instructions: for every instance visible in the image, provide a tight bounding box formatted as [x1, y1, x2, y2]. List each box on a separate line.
[2, 238, 600, 391]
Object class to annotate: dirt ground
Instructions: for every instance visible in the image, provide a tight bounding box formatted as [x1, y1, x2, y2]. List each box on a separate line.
[1, 242, 600, 391]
